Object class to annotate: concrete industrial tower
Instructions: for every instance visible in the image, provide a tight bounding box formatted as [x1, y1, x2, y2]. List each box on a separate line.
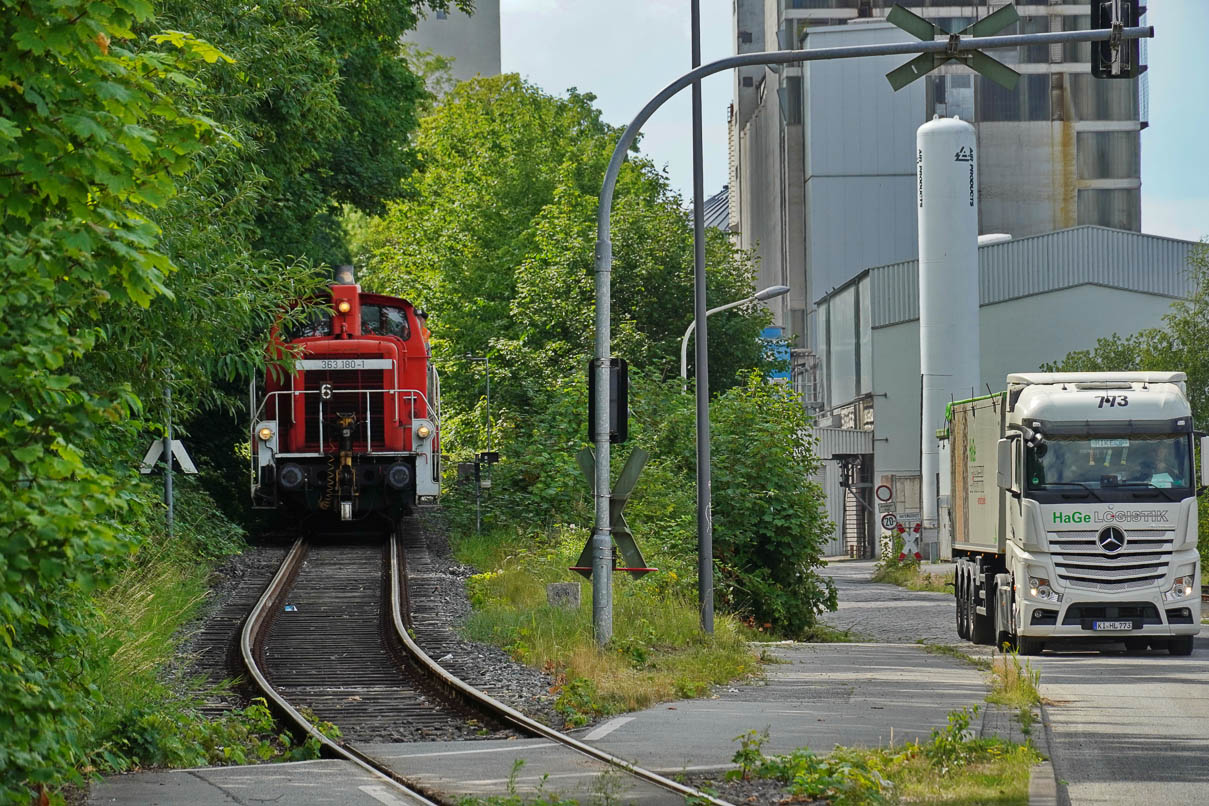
[730, 0, 1145, 374]
[404, 0, 501, 85]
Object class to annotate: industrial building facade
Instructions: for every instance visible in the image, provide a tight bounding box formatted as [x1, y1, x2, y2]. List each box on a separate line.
[729, 1, 1156, 556]
[812, 227, 1198, 558]
[730, 0, 1147, 361]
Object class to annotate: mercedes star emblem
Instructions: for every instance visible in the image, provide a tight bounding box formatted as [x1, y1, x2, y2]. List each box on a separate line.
[1097, 526, 1127, 554]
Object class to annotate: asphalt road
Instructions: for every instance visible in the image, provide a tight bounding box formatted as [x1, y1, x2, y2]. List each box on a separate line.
[821, 559, 1209, 805]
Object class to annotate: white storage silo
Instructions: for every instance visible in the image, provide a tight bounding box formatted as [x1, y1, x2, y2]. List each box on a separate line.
[917, 116, 980, 536]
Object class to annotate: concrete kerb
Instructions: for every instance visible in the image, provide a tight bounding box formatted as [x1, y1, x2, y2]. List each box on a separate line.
[975, 665, 1060, 806]
[1030, 701, 1065, 806]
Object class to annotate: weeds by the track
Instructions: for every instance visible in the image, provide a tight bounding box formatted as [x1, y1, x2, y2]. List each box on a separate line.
[918, 641, 992, 671]
[871, 558, 954, 592]
[456, 526, 762, 726]
[988, 646, 1042, 731]
[703, 705, 1040, 805]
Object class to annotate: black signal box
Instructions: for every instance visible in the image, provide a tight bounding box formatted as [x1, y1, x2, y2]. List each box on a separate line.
[587, 358, 628, 444]
[1090, 1, 1144, 79]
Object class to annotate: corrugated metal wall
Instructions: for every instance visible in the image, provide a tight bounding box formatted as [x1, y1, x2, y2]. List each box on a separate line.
[869, 226, 1196, 329]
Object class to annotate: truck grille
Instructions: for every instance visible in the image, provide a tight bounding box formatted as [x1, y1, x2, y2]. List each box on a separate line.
[1049, 530, 1173, 591]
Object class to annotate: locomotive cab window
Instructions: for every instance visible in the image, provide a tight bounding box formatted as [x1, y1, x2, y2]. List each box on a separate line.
[361, 304, 410, 340]
[283, 308, 331, 339]
[382, 306, 409, 340]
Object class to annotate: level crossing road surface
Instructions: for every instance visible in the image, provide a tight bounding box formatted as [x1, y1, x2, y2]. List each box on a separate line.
[822, 558, 1209, 805]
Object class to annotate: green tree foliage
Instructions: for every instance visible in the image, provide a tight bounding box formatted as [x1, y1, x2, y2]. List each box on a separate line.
[362, 75, 768, 417]
[1043, 241, 1209, 566]
[1, 0, 445, 795]
[0, 1, 218, 794]
[365, 75, 834, 637]
[154, 0, 458, 266]
[650, 374, 838, 634]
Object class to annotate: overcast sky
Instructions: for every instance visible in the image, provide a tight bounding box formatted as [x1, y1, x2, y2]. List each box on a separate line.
[500, 0, 1208, 242]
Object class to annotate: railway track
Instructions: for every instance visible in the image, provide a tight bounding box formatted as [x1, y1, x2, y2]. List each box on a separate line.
[241, 522, 732, 805]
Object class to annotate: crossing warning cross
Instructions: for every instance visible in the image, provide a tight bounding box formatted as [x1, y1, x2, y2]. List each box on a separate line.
[885, 3, 1021, 92]
[139, 439, 198, 474]
[571, 447, 656, 579]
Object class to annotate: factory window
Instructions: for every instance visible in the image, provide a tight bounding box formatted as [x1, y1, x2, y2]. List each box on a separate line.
[818, 301, 830, 408]
[1018, 15, 1049, 64]
[1077, 131, 1139, 180]
[978, 74, 1049, 122]
[1069, 74, 1140, 121]
[828, 285, 856, 407]
[1077, 189, 1140, 231]
[1062, 15, 1093, 63]
[858, 276, 872, 397]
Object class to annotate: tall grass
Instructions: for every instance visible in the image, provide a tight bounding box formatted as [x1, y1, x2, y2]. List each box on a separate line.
[457, 525, 760, 724]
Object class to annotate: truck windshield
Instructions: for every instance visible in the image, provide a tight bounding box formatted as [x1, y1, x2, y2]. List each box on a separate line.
[1026, 434, 1192, 492]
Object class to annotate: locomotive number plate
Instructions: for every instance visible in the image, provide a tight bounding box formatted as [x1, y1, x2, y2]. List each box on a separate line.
[296, 359, 393, 371]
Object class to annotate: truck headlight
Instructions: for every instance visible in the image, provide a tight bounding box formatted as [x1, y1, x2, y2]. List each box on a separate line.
[1164, 575, 1196, 602]
[1027, 575, 1062, 603]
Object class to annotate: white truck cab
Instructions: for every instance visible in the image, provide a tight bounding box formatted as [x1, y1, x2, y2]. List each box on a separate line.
[949, 372, 1206, 655]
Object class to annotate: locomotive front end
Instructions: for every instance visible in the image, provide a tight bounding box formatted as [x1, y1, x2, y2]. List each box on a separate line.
[251, 273, 439, 520]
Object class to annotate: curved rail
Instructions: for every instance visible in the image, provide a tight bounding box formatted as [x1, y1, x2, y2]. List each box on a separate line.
[239, 537, 439, 805]
[387, 529, 733, 806]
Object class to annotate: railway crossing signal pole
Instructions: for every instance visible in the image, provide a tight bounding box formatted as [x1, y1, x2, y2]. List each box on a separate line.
[590, 5, 1153, 644]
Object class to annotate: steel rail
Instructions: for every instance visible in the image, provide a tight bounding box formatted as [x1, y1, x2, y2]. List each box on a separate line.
[386, 530, 735, 806]
[238, 537, 440, 806]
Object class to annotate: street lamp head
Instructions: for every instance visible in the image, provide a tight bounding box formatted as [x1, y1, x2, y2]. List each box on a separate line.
[754, 284, 791, 301]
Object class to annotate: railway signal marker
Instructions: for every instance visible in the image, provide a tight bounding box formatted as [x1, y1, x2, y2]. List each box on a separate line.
[139, 438, 197, 474]
[885, 3, 1021, 91]
[572, 447, 655, 579]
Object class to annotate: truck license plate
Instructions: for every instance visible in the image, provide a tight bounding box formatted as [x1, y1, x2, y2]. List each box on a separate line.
[1092, 620, 1133, 631]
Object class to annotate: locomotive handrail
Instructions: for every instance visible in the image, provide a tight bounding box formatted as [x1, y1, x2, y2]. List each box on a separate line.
[252, 387, 439, 434]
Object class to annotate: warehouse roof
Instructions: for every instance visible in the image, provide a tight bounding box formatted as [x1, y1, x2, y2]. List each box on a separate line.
[817, 226, 1201, 329]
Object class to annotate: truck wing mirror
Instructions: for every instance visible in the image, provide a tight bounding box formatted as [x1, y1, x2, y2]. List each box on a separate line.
[997, 438, 1018, 495]
[1201, 435, 1209, 491]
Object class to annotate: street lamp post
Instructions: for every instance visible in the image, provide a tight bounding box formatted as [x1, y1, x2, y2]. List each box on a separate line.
[680, 285, 791, 389]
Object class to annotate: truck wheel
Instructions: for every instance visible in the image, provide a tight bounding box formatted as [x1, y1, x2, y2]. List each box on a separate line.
[970, 577, 995, 646]
[1168, 635, 1195, 656]
[1017, 635, 1044, 656]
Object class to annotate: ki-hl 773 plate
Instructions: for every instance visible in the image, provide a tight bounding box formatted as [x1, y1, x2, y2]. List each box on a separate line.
[1092, 620, 1134, 631]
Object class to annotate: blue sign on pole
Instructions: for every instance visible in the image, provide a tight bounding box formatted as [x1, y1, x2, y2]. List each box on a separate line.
[761, 326, 790, 381]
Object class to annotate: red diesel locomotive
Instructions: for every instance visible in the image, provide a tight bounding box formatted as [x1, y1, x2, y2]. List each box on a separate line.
[250, 269, 439, 520]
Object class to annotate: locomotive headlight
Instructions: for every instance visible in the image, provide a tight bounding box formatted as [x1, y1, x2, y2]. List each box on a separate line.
[336, 300, 352, 313]
[416, 424, 432, 440]
[258, 426, 274, 442]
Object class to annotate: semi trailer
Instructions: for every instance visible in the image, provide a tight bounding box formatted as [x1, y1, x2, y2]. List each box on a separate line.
[944, 372, 1206, 655]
